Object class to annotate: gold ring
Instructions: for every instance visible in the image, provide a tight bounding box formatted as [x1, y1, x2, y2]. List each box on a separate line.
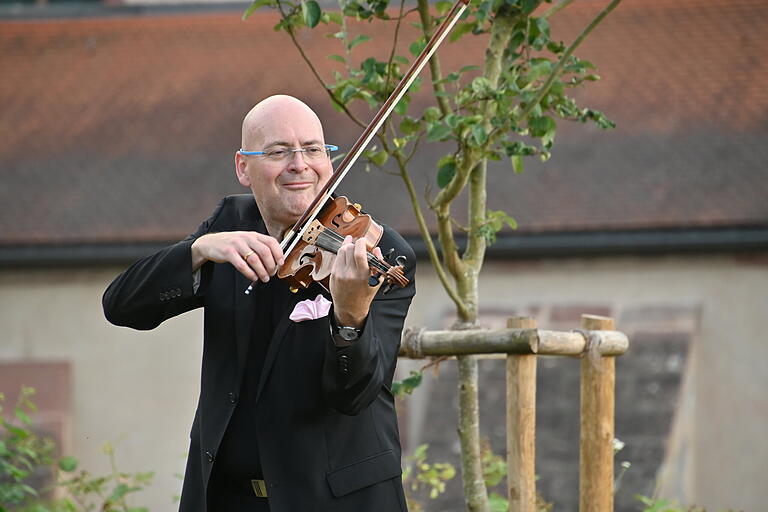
[243, 251, 254, 262]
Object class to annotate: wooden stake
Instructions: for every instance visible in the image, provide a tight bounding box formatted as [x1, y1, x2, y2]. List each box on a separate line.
[579, 314, 616, 512]
[507, 316, 537, 512]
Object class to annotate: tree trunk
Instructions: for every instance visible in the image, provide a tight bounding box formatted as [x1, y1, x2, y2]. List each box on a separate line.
[457, 354, 488, 512]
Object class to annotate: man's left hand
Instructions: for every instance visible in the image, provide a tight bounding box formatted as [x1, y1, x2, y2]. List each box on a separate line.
[329, 235, 383, 329]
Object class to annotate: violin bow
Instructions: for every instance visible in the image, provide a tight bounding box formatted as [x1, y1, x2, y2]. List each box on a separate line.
[247, 0, 471, 294]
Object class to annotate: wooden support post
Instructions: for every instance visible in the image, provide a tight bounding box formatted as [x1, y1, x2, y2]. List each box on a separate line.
[507, 316, 537, 512]
[579, 314, 616, 512]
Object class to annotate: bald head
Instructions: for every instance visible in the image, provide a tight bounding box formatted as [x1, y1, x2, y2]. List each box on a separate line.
[241, 95, 325, 150]
[235, 95, 333, 238]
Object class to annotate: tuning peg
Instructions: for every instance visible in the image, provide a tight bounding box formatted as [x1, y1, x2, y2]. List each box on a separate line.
[382, 282, 394, 295]
[395, 255, 407, 267]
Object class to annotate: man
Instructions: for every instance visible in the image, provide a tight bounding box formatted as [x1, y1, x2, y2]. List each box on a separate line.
[102, 95, 415, 511]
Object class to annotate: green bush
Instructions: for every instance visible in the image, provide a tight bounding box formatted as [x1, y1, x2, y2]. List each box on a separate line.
[1, 388, 153, 512]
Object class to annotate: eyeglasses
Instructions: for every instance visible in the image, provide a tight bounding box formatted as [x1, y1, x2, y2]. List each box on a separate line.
[238, 144, 338, 162]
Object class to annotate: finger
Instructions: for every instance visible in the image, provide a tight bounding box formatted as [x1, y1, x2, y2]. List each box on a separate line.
[230, 253, 258, 283]
[234, 241, 270, 282]
[353, 238, 368, 274]
[251, 243, 278, 276]
[257, 233, 285, 267]
[372, 246, 384, 262]
[339, 235, 354, 268]
[246, 253, 270, 282]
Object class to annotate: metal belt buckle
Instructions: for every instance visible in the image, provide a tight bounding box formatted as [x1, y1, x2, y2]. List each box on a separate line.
[251, 479, 268, 498]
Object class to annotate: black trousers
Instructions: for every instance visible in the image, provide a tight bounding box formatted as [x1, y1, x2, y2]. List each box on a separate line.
[207, 468, 271, 511]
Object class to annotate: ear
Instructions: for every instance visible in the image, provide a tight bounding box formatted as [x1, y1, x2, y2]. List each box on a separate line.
[235, 152, 251, 187]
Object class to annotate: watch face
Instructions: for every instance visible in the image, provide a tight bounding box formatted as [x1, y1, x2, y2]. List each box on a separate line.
[339, 327, 359, 341]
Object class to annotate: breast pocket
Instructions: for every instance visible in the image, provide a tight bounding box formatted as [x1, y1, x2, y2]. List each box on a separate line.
[326, 449, 402, 498]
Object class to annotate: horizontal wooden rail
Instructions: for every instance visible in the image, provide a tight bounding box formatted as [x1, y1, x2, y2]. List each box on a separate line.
[400, 326, 628, 358]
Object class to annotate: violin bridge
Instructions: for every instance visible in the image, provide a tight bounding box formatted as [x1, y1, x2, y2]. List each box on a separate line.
[301, 220, 325, 244]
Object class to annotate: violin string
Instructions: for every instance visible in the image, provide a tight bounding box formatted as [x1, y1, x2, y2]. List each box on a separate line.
[317, 230, 389, 273]
[315, 228, 408, 285]
[316, 228, 392, 274]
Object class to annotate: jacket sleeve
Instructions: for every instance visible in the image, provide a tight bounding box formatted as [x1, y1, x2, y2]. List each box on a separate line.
[321, 229, 416, 415]
[102, 198, 227, 331]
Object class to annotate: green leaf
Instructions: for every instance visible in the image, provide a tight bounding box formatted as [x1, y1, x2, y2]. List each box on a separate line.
[521, 0, 538, 14]
[369, 150, 389, 166]
[489, 492, 509, 512]
[435, 0, 453, 14]
[399, 117, 421, 135]
[528, 115, 556, 147]
[511, 154, 523, 174]
[242, 0, 273, 21]
[394, 95, 410, 115]
[5, 423, 29, 439]
[437, 160, 457, 188]
[108, 483, 140, 503]
[471, 124, 487, 145]
[339, 84, 358, 103]
[449, 21, 475, 43]
[301, 1, 321, 28]
[348, 34, 371, 51]
[422, 106, 441, 122]
[15, 407, 32, 426]
[426, 122, 452, 142]
[325, 11, 343, 24]
[444, 113, 461, 129]
[391, 371, 423, 396]
[470, 76, 493, 96]
[328, 54, 346, 64]
[459, 65, 480, 74]
[58, 456, 78, 472]
[408, 39, 426, 57]
[527, 58, 553, 83]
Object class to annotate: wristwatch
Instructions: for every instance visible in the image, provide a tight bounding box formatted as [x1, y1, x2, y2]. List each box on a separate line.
[331, 321, 362, 347]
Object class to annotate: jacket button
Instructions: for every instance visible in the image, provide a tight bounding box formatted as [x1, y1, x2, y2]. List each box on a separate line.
[174, 288, 182, 297]
[205, 451, 215, 463]
[227, 392, 238, 404]
[159, 292, 167, 301]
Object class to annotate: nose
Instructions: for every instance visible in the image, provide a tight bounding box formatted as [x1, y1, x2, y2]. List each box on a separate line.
[286, 149, 309, 171]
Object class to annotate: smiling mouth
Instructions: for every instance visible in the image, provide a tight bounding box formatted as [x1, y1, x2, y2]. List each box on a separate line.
[281, 182, 314, 190]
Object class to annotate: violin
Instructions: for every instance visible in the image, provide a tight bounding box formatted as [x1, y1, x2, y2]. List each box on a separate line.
[245, 0, 471, 295]
[277, 196, 409, 293]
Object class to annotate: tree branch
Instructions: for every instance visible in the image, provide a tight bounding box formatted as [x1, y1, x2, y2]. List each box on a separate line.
[464, 159, 487, 267]
[395, 152, 468, 317]
[276, 0, 366, 128]
[516, 0, 624, 124]
[543, 0, 575, 19]
[416, 0, 452, 117]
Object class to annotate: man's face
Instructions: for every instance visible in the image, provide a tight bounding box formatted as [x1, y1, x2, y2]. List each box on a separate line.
[236, 103, 333, 233]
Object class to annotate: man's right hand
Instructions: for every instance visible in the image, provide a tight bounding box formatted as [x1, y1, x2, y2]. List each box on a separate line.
[191, 232, 284, 283]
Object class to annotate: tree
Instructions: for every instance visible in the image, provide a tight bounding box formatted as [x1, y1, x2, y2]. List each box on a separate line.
[244, 0, 622, 509]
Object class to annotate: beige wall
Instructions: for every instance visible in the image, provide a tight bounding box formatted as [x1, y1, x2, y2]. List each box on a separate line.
[1, 252, 766, 511]
[0, 268, 203, 509]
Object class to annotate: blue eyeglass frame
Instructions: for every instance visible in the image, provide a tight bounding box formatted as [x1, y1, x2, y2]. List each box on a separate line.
[238, 144, 339, 156]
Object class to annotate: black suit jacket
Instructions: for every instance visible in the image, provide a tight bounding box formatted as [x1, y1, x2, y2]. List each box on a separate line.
[102, 195, 415, 512]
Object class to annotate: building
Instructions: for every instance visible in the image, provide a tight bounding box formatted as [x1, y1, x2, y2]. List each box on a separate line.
[1, 0, 766, 510]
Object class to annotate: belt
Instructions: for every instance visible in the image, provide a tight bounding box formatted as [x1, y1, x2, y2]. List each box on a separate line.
[251, 479, 268, 498]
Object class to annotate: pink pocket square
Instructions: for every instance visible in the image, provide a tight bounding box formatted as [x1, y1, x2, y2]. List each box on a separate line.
[289, 294, 332, 322]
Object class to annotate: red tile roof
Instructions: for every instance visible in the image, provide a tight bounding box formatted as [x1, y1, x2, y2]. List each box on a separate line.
[0, 0, 766, 245]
